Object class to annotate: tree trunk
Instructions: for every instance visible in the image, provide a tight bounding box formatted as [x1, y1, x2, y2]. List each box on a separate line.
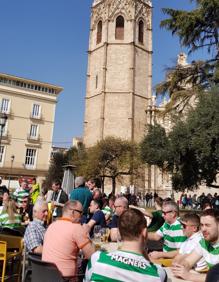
[112, 177, 116, 195]
[101, 176, 105, 193]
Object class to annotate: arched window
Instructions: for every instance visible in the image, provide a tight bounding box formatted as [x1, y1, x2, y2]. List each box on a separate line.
[95, 75, 98, 89]
[138, 20, 144, 44]
[115, 16, 124, 40]
[96, 21, 102, 44]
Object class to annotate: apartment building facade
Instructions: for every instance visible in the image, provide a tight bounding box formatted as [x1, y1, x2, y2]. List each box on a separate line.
[0, 73, 62, 185]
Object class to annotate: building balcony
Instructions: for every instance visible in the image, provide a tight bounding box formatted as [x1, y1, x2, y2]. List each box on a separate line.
[30, 113, 42, 120]
[0, 109, 12, 116]
[1, 130, 9, 140]
[27, 134, 41, 143]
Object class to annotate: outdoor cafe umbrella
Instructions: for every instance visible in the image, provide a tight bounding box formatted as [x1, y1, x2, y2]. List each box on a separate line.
[61, 165, 76, 196]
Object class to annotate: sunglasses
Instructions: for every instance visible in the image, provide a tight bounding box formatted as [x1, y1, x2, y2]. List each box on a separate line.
[162, 210, 174, 215]
[72, 209, 83, 215]
[181, 222, 196, 229]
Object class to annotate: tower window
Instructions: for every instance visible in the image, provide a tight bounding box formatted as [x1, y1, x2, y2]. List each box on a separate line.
[115, 16, 124, 40]
[95, 75, 98, 89]
[138, 20, 144, 44]
[96, 21, 102, 44]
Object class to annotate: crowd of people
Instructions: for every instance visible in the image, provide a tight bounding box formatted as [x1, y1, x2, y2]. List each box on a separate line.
[179, 192, 219, 210]
[1, 176, 219, 281]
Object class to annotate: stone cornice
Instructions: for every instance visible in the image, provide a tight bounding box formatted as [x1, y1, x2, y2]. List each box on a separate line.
[0, 72, 63, 95]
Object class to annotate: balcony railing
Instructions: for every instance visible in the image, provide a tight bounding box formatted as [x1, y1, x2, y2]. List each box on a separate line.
[27, 134, 41, 143]
[30, 113, 42, 120]
[0, 108, 11, 116]
[1, 130, 9, 139]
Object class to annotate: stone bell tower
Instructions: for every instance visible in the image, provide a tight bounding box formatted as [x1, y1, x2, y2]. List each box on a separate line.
[83, 0, 152, 147]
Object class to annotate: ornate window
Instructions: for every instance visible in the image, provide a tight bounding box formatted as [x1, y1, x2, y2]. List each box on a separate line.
[138, 20, 144, 44]
[0, 146, 5, 166]
[1, 98, 10, 114]
[25, 148, 37, 169]
[115, 16, 124, 40]
[29, 124, 39, 139]
[96, 21, 102, 44]
[31, 104, 41, 119]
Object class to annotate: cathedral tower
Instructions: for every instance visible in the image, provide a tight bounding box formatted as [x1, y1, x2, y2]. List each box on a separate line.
[83, 0, 152, 147]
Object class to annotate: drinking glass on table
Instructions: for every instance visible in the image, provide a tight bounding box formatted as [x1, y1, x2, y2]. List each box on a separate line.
[117, 230, 122, 249]
[100, 228, 110, 243]
[93, 225, 102, 243]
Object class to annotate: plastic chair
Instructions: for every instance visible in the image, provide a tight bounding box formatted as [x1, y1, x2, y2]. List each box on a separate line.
[28, 255, 63, 282]
[0, 233, 23, 255]
[0, 233, 24, 281]
[0, 241, 7, 282]
[21, 250, 42, 282]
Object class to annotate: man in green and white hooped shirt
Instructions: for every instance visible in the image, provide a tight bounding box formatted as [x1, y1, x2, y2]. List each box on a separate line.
[85, 208, 167, 282]
[148, 201, 187, 260]
[13, 180, 30, 207]
[172, 209, 219, 282]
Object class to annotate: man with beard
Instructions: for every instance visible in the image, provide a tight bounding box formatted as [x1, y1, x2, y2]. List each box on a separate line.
[172, 209, 219, 281]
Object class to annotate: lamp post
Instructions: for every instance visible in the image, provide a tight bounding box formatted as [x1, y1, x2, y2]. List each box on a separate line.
[8, 155, 15, 190]
[0, 113, 8, 159]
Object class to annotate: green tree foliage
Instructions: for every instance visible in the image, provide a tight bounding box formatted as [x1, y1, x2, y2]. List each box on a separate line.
[67, 142, 87, 176]
[156, 0, 219, 113]
[141, 88, 219, 191]
[140, 124, 170, 168]
[44, 151, 69, 190]
[44, 143, 87, 191]
[161, 1, 219, 56]
[82, 136, 141, 194]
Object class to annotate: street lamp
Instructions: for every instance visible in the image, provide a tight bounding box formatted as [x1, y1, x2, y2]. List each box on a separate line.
[0, 113, 8, 155]
[8, 155, 15, 190]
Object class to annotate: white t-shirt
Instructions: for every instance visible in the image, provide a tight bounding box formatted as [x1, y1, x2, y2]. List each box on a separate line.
[179, 232, 207, 271]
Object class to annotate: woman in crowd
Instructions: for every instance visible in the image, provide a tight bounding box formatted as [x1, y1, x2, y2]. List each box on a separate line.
[0, 199, 22, 229]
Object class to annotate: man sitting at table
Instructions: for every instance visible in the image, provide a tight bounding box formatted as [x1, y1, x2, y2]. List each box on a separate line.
[172, 209, 219, 282]
[86, 199, 106, 237]
[109, 196, 128, 242]
[148, 201, 186, 260]
[85, 208, 167, 281]
[42, 200, 95, 279]
[24, 199, 48, 254]
[18, 196, 33, 225]
[173, 213, 207, 272]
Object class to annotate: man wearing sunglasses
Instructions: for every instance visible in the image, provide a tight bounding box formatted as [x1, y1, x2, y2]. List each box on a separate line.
[109, 196, 128, 242]
[148, 201, 186, 260]
[18, 196, 33, 224]
[42, 200, 95, 279]
[173, 213, 206, 272]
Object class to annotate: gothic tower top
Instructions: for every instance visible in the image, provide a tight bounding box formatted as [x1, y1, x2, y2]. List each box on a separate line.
[84, 0, 152, 147]
[92, 0, 152, 8]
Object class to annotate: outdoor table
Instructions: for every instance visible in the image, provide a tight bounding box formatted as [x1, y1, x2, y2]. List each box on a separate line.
[165, 267, 191, 282]
[93, 241, 120, 252]
[165, 267, 208, 282]
[151, 258, 173, 267]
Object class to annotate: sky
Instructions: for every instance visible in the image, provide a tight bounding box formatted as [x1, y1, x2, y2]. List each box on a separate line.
[0, 0, 205, 148]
